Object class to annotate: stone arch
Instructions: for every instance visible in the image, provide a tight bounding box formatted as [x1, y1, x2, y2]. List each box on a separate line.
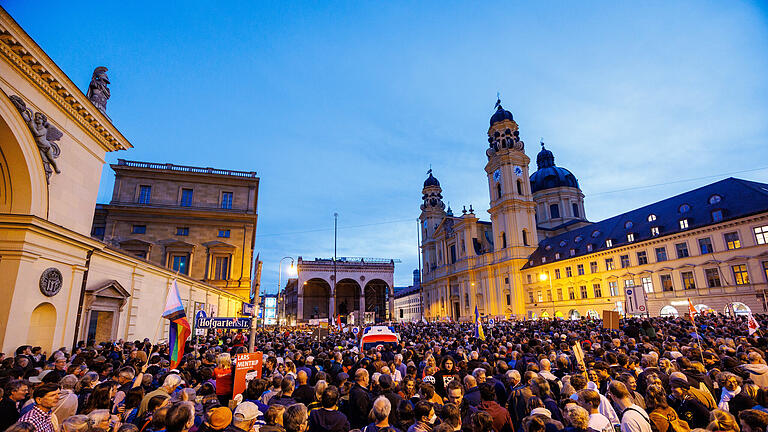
[28, 302, 57, 354]
[303, 278, 331, 319]
[568, 309, 581, 320]
[335, 278, 361, 317]
[364, 278, 390, 322]
[0, 93, 49, 216]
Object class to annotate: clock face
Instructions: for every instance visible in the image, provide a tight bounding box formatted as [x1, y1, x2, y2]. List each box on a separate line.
[514, 165, 523, 177]
[493, 169, 501, 183]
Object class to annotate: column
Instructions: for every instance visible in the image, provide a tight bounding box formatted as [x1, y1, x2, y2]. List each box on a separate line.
[359, 291, 366, 323]
[388, 286, 395, 321]
[329, 283, 336, 320]
[297, 294, 304, 321]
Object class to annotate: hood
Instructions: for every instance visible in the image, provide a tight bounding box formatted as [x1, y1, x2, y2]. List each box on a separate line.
[742, 364, 768, 375]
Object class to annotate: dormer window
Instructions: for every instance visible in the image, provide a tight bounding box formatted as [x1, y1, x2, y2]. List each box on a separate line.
[569, 248, 576, 257]
[559, 240, 567, 247]
[574, 236, 583, 243]
[627, 233, 635, 242]
[606, 239, 613, 248]
[709, 194, 722, 205]
[679, 204, 691, 213]
[542, 257, 547, 263]
[591, 230, 601, 238]
[625, 221, 633, 229]
[545, 245, 552, 250]
[712, 210, 723, 222]
[648, 214, 657, 222]
[555, 252, 560, 259]
[679, 219, 689, 229]
[651, 226, 660, 236]
[587, 244, 593, 252]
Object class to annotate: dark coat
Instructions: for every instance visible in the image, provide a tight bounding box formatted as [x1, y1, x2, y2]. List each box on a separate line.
[348, 383, 373, 429]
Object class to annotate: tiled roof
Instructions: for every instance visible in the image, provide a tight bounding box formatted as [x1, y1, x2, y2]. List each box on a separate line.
[522, 177, 768, 269]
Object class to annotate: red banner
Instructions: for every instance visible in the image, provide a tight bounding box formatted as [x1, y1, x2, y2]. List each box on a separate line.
[233, 352, 263, 397]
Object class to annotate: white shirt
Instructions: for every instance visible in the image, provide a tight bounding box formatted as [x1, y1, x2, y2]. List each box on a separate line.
[589, 413, 613, 432]
[620, 404, 652, 432]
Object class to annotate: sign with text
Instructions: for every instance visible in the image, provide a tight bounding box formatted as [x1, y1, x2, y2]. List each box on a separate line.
[196, 316, 252, 330]
[624, 285, 647, 315]
[233, 352, 263, 397]
[242, 303, 255, 316]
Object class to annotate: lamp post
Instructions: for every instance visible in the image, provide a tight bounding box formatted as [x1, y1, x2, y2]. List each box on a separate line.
[277, 256, 295, 327]
[539, 271, 555, 319]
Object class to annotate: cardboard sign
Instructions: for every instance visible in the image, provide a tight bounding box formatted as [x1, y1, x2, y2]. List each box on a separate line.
[572, 342, 586, 371]
[603, 310, 620, 330]
[233, 352, 263, 397]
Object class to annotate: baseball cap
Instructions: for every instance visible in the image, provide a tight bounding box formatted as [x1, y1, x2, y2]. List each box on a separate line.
[208, 407, 233, 430]
[233, 402, 260, 421]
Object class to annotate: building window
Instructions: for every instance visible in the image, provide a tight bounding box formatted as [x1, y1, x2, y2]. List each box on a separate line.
[505, 277, 509, 284]
[648, 214, 657, 222]
[642, 276, 653, 293]
[517, 180, 523, 195]
[522, 230, 529, 246]
[547, 290, 552, 301]
[651, 226, 660, 236]
[550, 204, 560, 219]
[712, 210, 723, 222]
[679, 204, 691, 213]
[624, 279, 635, 288]
[593, 283, 602, 298]
[679, 219, 689, 229]
[725, 232, 741, 250]
[171, 254, 189, 275]
[705, 268, 721, 287]
[625, 221, 633, 229]
[496, 183, 502, 200]
[697, 237, 713, 254]
[527, 274, 532, 284]
[506, 294, 511, 305]
[580, 285, 588, 299]
[138, 185, 151, 204]
[681, 271, 696, 290]
[541, 257, 547, 264]
[577, 264, 584, 275]
[763, 261, 768, 283]
[675, 242, 689, 258]
[528, 291, 534, 303]
[660, 274, 674, 292]
[587, 244, 593, 252]
[557, 288, 563, 301]
[605, 258, 614, 270]
[465, 293, 470, 307]
[620, 255, 630, 268]
[709, 194, 722, 204]
[218, 229, 231, 238]
[569, 248, 575, 257]
[590, 261, 598, 273]
[609, 281, 619, 296]
[555, 269, 561, 279]
[176, 227, 189, 236]
[732, 264, 750, 285]
[627, 233, 635, 242]
[181, 188, 194, 207]
[221, 192, 233, 209]
[656, 247, 668, 262]
[606, 239, 613, 248]
[537, 291, 543, 302]
[555, 252, 560, 260]
[501, 232, 507, 248]
[637, 251, 648, 265]
[568, 287, 575, 300]
[565, 266, 573, 277]
[132, 224, 146, 234]
[213, 256, 230, 280]
[754, 226, 768, 245]
[573, 203, 580, 218]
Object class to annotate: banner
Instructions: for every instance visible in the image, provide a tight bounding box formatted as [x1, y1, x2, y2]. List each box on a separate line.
[233, 352, 263, 397]
[603, 310, 620, 329]
[196, 316, 252, 330]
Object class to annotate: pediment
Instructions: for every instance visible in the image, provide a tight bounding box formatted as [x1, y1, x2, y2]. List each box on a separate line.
[119, 238, 151, 248]
[87, 280, 131, 299]
[202, 240, 236, 250]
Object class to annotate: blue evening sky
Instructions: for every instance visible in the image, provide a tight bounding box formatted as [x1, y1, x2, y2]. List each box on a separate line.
[5, 1, 768, 294]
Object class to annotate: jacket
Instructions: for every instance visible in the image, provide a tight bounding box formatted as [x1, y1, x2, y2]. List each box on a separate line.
[348, 383, 373, 429]
[308, 408, 350, 432]
[741, 364, 768, 389]
[478, 400, 514, 432]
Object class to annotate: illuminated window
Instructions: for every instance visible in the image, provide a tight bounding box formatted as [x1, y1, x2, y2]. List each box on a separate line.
[679, 219, 689, 229]
[681, 271, 696, 290]
[732, 264, 749, 285]
[609, 281, 619, 296]
[651, 226, 660, 236]
[605, 258, 614, 270]
[725, 232, 741, 250]
[660, 274, 673, 292]
[754, 226, 768, 245]
[627, 233, 635, 242]
[642, 276, 653, 293]
[637, 251, 648, 265]
[606, 239, 613, 248]
[590, 261, 598, 273]
[587, 244, 593, 252]
[648, 214, 657, 222]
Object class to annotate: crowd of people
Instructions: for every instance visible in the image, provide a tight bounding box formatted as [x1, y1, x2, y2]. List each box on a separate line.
[3, 313, 768, 432]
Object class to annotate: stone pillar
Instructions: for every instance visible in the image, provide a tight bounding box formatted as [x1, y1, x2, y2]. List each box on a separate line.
[297, 294, 303, 321]
[388, 286, 395, 321]
[359, 293, 366, 322]
[329, 294, 336, 319]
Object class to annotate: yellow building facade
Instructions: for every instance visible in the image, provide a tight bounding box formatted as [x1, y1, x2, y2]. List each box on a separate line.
[0, 8, 249, 354]
[420, 101, 768, 321]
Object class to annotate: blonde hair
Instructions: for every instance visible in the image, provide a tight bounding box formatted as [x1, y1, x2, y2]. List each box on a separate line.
[707, 409, 740, 432]
[217, 353, 232, 369]
[567, 405, 590, 430]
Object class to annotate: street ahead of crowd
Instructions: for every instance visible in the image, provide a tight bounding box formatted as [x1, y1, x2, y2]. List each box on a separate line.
[5, 313, 768, 432]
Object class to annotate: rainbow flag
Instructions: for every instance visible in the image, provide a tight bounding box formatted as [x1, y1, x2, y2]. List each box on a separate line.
[474, 306, 485, 341]
[162, 279, 191, 369]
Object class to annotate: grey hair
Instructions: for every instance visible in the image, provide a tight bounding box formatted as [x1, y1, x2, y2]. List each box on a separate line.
[314, 380, 328, 398]
[372, 396, 391, 422]
[61, 415, 91, 432]
[87, 409, 111, 425]
[163, 373, 183, 389]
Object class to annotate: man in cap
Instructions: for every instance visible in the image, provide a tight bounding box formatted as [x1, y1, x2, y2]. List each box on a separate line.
[232, 402, 263, 432]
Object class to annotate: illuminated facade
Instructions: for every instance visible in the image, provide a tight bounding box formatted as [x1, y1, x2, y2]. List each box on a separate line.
[420, 100, 768, 320]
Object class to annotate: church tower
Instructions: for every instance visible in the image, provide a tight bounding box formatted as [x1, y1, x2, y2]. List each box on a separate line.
[484, 99, 538, 253]
[419, 170, 446, 275]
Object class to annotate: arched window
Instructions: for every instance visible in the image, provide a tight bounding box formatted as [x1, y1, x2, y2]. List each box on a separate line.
[550, 204, 560, 219]
[572, 203, 580, 218]
[660, 305, 679, 317]
[464, 293, 469, 308]
[569, 309, 581, 320]
[517, 179, 524, 195]
[522, 229, 529, 246]
[501, 232, 507, 248]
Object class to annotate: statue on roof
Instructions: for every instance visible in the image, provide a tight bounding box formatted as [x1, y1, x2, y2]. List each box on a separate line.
[9, 95, 62, 182]
[87, 66, 110, 116]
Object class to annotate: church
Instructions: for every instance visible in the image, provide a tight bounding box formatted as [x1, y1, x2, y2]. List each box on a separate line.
[419, 101, 768, 320]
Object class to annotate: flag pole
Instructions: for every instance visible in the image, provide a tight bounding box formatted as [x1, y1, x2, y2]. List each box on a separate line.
[688, 299, 706, 365]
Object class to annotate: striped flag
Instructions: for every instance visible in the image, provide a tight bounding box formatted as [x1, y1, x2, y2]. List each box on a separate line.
[474, 306, 485, 341]
[162, 279, 191, 369]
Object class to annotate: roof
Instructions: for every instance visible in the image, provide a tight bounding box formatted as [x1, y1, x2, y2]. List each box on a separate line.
[523, 177, 768, 269]
[529, 145, 579, 193]
[394, 284, 421, 298]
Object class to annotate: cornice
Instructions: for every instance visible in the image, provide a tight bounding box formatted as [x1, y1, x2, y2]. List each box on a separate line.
[0, 7, 131, 152]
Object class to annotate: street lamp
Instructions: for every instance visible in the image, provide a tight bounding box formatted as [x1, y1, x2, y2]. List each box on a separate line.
[539, 271, 555, 319]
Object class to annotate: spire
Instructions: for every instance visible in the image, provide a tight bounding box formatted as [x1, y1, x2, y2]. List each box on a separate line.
[536, 141, 555, 169]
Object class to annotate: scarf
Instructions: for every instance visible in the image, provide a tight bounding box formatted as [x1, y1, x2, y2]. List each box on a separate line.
[718, 386, 741, 411]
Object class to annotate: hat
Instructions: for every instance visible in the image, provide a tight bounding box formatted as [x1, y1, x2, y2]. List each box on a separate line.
[208, 407, 233, 430]
[423, 375, 436, 385]
[337, 372, 349, 381]
[29, 370, 52, 383]
[233, 402, 260, 421]
[531, 407, 552, 418]
[669, 377, 690, 390]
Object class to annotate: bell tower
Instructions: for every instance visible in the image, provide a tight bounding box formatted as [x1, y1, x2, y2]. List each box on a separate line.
[484, 98, 538, 254]
[419, 169, 445, 276]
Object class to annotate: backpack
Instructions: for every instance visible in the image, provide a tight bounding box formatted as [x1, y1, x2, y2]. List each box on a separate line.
[649, 410, 691, 432]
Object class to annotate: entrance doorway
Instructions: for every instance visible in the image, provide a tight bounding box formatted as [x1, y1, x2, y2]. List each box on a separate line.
[29, 303, 57, 354]
[87, 311, 115, 344]
[453, 302, 460, 321]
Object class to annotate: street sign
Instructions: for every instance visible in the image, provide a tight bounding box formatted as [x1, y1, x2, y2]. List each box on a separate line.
[352, 327, 360, 335]
[624, 285, 647, 315]
[242, 303, 255, 316]
[196, 316, 252, 330]
[195, 328, 206, 336]
[488, 318, 495, 327]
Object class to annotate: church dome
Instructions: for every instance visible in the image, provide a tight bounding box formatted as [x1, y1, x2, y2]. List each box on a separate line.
[490, 105, 514, 126]
[529, 144, 580, 193]
[423, 171, 440, 187]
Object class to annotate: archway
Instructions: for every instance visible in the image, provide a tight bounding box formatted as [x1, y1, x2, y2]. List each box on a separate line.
[725, 302, 750, 317]
[569, 309, 581, 320]
[541, 311, 550, 319]
[364, 279, 389, 322]
[660, 305, 679, 317]
[28, 303, 57, 354]
[335, 278, 361, 320]
[586, 310, 599, 319]
[303, 278, 331, 319]
[694, 304, 713, 315]
[554, 311, 564, 319]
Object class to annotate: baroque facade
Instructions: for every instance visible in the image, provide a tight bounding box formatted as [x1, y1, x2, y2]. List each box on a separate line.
[420, 100, 768, 321]
[0, 7, 251, 353]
